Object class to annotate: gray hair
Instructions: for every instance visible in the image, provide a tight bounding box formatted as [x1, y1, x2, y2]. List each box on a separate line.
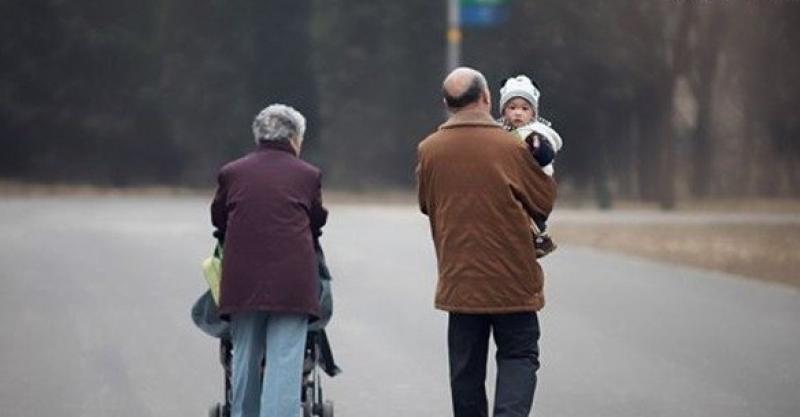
[252, 104, 306, 144]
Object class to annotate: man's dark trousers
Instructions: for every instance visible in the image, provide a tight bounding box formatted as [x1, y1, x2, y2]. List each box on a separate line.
[448, 312, 540, 417]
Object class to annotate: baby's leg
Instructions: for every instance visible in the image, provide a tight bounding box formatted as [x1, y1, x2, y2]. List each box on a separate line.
[532, 216, 547, 234]
[530, 217, 557, 258]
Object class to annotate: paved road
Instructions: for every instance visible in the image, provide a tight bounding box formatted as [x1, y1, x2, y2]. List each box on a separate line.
[1, 196, 798, 417]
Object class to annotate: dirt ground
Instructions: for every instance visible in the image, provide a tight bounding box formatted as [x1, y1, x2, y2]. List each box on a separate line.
[552, 222, 800, 288]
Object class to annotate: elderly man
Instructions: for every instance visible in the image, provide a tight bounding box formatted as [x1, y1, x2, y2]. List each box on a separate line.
[416, 67, 556, 417]
[211, 104, 327, 417]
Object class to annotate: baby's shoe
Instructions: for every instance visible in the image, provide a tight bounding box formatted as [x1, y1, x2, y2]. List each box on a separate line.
[534, 233, 557, 258]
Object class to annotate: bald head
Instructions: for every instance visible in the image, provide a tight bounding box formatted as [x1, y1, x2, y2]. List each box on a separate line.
[442, 67, 490, 112]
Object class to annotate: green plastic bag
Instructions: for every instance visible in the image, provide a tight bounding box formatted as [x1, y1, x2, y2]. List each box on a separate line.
[201, 243, 223, 305]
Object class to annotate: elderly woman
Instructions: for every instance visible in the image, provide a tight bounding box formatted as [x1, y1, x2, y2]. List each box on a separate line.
[211, 104, 327, 417]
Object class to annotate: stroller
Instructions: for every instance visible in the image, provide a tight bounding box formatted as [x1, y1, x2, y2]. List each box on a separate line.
[192, 244, 340, 417]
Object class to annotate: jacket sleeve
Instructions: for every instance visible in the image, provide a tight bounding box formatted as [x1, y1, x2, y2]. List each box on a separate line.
[416, 145, 428, 216]
[508, 144, 556, 222]
[210, 169, 229, 243]
[531, 121, 563, 153]
[309, 171, 328, 237]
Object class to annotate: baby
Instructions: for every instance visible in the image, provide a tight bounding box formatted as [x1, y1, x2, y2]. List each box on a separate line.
[498, 74, 563, 257]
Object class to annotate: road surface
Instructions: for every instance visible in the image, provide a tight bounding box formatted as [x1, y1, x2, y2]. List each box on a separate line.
[0, 196, 798, 417]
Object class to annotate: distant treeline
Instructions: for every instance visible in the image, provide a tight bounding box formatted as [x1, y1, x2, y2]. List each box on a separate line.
[1, 1, 798, 206]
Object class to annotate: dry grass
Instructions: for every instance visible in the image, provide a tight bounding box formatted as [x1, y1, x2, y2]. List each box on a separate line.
[552, 222, 800, 288]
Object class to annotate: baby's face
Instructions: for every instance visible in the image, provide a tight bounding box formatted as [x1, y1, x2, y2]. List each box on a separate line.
[503, 97, 535, 128]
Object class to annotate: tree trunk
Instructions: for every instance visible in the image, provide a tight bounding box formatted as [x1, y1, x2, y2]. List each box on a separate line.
[689, 4, 724, 197]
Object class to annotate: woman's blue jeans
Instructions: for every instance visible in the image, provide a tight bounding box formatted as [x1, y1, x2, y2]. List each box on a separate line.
[230, 311, 308, 417]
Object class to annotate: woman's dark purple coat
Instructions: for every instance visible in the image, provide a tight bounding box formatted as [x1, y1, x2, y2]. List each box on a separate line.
[211, 141, 327, 318]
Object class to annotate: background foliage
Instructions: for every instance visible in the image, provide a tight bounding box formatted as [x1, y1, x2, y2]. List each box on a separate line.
[1, 0, 798, 205]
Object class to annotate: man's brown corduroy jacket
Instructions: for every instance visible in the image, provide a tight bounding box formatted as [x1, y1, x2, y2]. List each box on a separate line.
[416, 109, 557, 313]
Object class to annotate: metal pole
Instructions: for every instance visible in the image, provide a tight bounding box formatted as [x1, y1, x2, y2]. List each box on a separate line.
[446, 0, 461, 72]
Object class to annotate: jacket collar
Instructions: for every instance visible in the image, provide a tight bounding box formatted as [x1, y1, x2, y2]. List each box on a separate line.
[256, 140, 297, 155]
[438, 109, 502, 130]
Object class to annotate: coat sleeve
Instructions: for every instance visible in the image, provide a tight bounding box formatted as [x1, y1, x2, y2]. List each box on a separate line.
[415, 145, 429, 216]
[309, 171, 328, 237]
[210, 169, 229, 242]
[531, 121, 563, 153]
[508, 144, 556, 222]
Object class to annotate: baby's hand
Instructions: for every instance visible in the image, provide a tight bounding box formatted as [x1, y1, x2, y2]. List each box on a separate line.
[525, 133, 541, 149]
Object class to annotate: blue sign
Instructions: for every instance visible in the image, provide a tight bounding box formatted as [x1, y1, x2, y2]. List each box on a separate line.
[461, 4, 510, 27]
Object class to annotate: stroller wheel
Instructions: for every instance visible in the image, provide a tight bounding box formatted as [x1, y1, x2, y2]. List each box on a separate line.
[208, 403, 222, 417]
[321, 400, 334, 417]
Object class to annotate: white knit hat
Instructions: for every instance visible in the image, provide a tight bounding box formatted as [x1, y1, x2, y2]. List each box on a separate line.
[499, 75, 540, 113]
